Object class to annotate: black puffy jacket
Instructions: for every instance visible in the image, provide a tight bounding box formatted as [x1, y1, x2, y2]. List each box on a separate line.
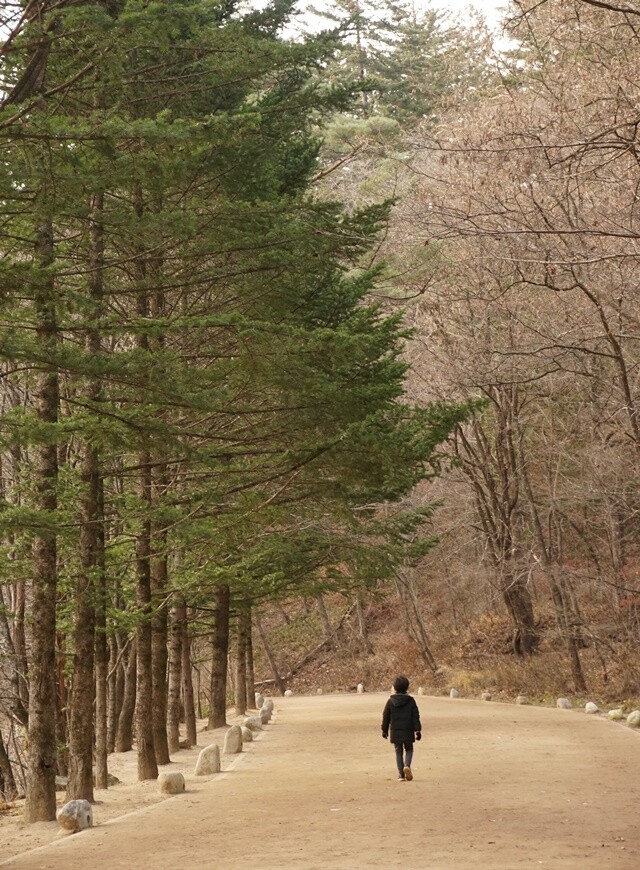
[381, 692, 421, 743]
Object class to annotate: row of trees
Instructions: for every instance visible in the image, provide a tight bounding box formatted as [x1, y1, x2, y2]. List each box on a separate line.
[0, 1, 471, 819]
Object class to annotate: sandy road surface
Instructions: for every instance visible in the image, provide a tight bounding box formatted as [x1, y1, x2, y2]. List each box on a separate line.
[3, 693, 639, 869]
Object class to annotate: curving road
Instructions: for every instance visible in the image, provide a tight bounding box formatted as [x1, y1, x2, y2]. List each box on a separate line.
[4, 693, 639, 869]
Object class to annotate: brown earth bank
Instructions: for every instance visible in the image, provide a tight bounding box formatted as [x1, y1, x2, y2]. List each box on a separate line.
[1, 694, 638, 869]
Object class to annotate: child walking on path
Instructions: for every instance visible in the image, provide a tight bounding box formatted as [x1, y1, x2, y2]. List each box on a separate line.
[381, 675, 422, 781]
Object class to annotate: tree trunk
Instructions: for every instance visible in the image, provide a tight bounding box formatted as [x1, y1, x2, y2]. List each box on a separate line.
[245, 609, 256, 709]
[181, 609, 197, 747]
[166, 597, 183, 753]
[0, 731, 17, 801]
[115, 640, 136, 753]
[66, 442, 100, 801]
[208, 584, 230, 729]
[25, 217, 59, 823]
[316, 596, 333, 645]
[234, 611, 248, 718]
[150, 532, 169, 764]
[107, 633, 120, 755]
[133, 182, 157, 782]
[255, 611, 286, 695]
[516, 421, 587, 691]
[134, 451, 157, 780]
[355, 594, 374, 655]
[395, 570, 438, 673]
[0, 589, 28, 727]
[94, 479, 108, 788]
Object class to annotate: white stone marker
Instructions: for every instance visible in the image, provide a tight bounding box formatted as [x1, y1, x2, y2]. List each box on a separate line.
[195, 743, 221, 775]
[158, 772, 186, 794]
[57, 799, 93, 834]
[223, 724, 243, 754]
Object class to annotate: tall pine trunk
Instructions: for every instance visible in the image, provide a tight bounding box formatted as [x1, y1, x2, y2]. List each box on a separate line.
[151, 539, 170, 764]
[234, 609, 248, 717]
[133, 182, 157, 782]
[208, 584, 230, 728]
[67, 190, 105, 798]
[115, 639, 136, 753]
[25, 217, 59, 822]
[166, 597, 183, 753]
[135, 450, 157, 779]
[181, 609, 197, 748]
[94, 479, 109, 788]
[245, 607, 256, 710]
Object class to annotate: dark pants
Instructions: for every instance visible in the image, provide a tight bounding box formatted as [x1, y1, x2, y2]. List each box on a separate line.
[394, 740, 414, 776]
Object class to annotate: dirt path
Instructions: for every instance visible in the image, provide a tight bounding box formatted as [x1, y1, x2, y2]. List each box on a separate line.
[3, 694, 639, 869]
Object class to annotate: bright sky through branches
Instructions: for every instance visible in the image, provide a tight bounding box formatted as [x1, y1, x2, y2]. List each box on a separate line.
[423, 0, 508, 29]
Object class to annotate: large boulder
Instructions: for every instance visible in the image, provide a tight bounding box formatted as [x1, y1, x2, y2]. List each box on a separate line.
[158, 772, 186, 794]
[57, 799, 93, 834]
[223, 724, 243, 754]
[194, 743, 221, 775]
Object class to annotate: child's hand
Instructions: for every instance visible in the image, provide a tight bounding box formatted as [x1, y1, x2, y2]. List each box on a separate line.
[382, 732, 388, 739]
[415, 731, 422, 741]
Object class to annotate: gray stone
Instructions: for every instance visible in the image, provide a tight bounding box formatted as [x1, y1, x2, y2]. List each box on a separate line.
[243, 716, 263, 732]
[317, 688, 323, 695]
[241, 726, 253, 742]
[626, 710, 640, 728]
[516, 695, 530, 705]
[482, 692, 492, 702]
[262, 697, 274, 712]
[57, 799, 93, 833]
[158, 772, 186, 794]
[93, 772, 120, 787]
[259, 710, 271, 725]
[585, 702, 599, 714]
[556, 698, 572, 709]
[255, 693, 264, 709]
[194, 743, 221, 775]
[450, 688, 460, 699]
[417, 687, 426, 696]
[607, 708, 624, 721]
[284, 689, 293, 697]
[357, 683, 364, 694]
[223, 724, 243, 754]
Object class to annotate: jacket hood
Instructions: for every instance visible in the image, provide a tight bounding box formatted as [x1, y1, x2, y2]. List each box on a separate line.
[389, 692, 412, 708]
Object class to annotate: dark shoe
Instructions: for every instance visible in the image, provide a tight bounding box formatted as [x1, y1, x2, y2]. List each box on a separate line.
[403, 766, 413, 781]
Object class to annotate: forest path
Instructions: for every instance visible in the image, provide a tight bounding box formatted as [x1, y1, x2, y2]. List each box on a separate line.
[5, 693, 639, 869]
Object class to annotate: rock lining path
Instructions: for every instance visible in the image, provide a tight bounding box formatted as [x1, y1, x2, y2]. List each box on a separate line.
[4, 693, 639, 869]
